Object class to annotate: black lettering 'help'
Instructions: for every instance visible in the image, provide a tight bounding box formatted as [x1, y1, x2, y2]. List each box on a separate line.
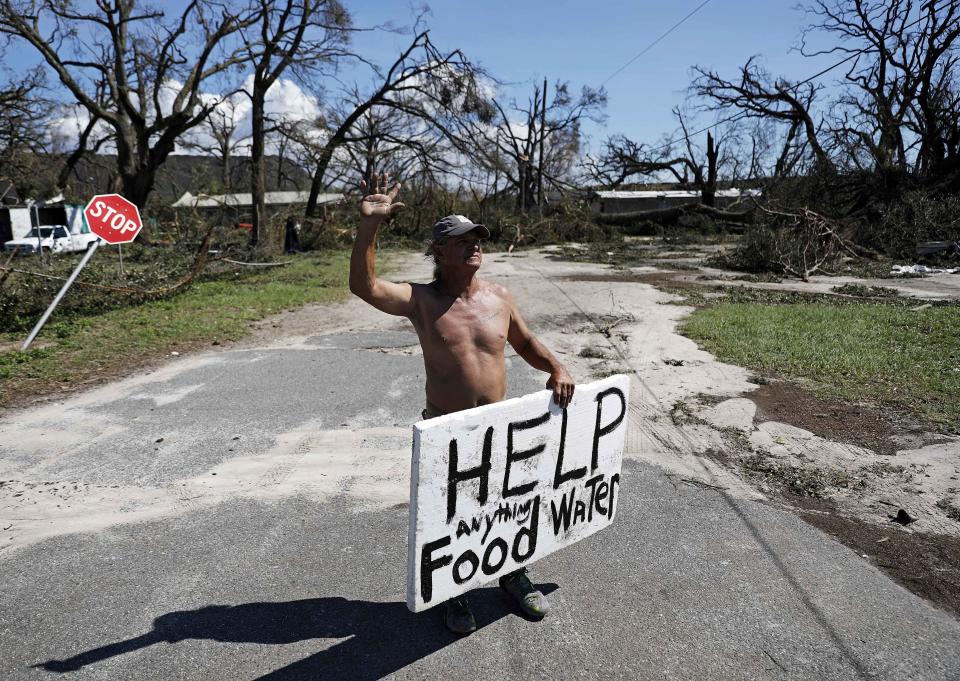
[553, 407, 586, 488]
[591, 387, 626, 471]
[503, 411, 550, 498]
[447, 427, 493, 522]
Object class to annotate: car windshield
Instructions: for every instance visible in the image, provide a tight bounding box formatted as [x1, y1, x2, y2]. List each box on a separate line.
[24, 228, 54, 238]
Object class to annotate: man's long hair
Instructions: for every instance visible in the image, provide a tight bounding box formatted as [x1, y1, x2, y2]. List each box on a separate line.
[424, 237, 446, 283]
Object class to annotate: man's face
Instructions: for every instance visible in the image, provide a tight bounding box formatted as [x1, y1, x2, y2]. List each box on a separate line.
[436, 231, 484, 272]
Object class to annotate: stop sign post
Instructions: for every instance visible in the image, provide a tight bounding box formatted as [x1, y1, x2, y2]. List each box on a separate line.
[21, 194, 143, 351]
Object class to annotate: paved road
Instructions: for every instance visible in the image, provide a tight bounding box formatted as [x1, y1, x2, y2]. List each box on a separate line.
[2, 253, 959, 680]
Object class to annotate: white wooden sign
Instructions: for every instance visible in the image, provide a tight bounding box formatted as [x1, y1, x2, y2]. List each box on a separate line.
[407, 374, 630, 612]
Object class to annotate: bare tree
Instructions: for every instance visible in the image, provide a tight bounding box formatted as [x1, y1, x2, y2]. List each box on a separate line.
[332, 106, 452, 185]
[692, 57, 835, 174]
[485, 81, 606, 212]
[801, 0, 960, 187]
[301, 29, 491, 216]
[0, 0, 259, 211]
[692, 1, 960, 193]
[583, 108, 726, 205]
[180, 96, 248, 191]
[0, 66, 54, 199]
[53, 111, 114, 196]
[239, 0, 350, 246]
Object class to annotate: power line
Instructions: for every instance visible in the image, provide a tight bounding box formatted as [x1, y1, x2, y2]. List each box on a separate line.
[600, 0, 714, 87]
[640, 0, 951, 155]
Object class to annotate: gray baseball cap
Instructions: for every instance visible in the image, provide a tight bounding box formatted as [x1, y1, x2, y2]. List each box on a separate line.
[432, 214, 490, 241]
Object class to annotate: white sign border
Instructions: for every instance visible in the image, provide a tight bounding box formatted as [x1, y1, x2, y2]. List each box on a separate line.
[406, 374, 630, 612]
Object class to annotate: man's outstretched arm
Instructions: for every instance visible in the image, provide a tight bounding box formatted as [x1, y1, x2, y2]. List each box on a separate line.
[504, 291, 575, 408]
[349, 174, 415, 317]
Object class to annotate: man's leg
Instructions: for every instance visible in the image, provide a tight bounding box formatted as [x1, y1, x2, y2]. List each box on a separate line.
[499, 568, 551, 618]
[444, 595, 477, 635]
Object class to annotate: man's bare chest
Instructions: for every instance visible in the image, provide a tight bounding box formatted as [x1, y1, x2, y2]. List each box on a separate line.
[418, 298, 510, 353]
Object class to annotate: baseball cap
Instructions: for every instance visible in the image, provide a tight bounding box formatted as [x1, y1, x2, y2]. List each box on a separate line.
[432, 214, 490, 241]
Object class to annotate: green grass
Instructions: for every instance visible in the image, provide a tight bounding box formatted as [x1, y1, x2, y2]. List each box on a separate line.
[831, 283, 901, 298]
[0, 251, 352, 407]
[681, 301, 960, 430]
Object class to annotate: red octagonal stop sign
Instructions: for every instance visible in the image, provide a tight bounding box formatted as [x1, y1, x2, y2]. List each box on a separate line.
[83, 194, 142, 244]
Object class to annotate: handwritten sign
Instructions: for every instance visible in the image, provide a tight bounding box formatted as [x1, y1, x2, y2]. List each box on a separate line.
[407, 374, 630, 612]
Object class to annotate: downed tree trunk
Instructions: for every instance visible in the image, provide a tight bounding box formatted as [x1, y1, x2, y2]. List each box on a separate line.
[594, 202, 754, 227]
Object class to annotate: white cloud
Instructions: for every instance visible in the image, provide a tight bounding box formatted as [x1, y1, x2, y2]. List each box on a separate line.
[48, 75, 322, 158]
[48, 104, 114, 153]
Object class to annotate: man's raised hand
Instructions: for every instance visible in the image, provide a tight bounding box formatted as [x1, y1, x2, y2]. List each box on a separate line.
[360, 173, 405, 219]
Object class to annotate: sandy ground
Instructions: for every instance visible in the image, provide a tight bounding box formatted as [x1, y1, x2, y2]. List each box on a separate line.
[691, 265, 960, 300]
[2, 248, 959, 606]
[4, 248, 960, 680]
[3, 248, 958, 543]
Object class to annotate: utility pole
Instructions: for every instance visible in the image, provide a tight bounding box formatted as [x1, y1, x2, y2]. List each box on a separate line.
[537, 77, 547, 210]
[33, 203, 41, 262]
[518, 155, 528, 214]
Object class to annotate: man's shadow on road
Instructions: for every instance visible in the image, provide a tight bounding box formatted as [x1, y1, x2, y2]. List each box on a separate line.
[35, 584, 558, 680]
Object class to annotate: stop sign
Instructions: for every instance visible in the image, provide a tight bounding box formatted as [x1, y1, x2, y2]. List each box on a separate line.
[83, 194, 142, 244]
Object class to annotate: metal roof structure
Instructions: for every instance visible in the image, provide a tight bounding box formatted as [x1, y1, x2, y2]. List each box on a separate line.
[591, 189, 762, 200]
[171, 190, 343, 209]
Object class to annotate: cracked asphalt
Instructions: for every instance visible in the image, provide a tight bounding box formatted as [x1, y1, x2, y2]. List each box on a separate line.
[1, 252, 959, 680]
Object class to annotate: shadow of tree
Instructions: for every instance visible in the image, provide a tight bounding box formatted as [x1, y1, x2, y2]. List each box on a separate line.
[35, 584, 558, 680]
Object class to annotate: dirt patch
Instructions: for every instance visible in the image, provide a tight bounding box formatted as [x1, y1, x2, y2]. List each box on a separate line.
[694, 392, 728, 408]
[790, 495, 960, 618]
[561, 271, 724, 306]
[562, 271, 697, 287]
[749, 380, 903, 456]
[0, 340, 53, 353]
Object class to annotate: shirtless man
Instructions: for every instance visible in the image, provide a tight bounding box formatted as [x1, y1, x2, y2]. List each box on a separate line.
[349, 174, 575, 635]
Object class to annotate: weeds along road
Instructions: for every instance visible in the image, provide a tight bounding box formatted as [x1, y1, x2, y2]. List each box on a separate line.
[1, 250, 959, 680]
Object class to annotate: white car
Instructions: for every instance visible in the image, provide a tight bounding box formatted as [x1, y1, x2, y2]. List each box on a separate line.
[4, 226, 99, 254]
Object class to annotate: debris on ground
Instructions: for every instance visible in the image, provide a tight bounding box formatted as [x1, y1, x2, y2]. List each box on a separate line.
[891, 508, 917, 525]
[891, 264, 960, 275]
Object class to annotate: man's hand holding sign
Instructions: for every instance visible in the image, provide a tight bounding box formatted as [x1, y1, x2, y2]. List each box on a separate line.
[349, 174, 625, 634]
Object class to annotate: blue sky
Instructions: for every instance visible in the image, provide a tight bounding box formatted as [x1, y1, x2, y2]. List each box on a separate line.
[342, 0, 841, 151]
[3, 1, 842, 153]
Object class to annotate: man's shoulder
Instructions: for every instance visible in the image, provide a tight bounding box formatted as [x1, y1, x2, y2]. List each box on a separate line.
[410, 281, 440, 298]
[479, 278, 512, 299]
[409, 279, 514, 306]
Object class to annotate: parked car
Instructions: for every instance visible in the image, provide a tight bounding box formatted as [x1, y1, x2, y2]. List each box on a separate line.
[3, 226, 99, 254]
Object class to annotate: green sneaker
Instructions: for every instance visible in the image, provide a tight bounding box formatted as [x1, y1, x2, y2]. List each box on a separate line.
[499, 568, 551, 618]
[444, 596, 477, 635]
